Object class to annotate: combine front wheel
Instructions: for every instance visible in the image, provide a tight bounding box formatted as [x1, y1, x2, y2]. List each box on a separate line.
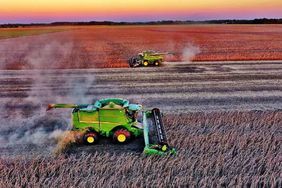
[113, 129, 131, 143]
[143, 61, 149, 67]
[83, 132, 99, 144]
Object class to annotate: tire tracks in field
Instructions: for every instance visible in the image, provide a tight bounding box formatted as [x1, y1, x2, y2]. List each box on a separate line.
[0, 61, 282, 113]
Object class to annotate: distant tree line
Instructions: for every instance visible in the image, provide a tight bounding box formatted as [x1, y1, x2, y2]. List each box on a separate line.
[207, 18, 282, 24]
[1, 18, 282, 28]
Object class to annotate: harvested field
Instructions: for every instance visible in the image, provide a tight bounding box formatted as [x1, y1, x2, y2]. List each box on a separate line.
[0, 26, 73, 40]
[0, 61, 281, 113]
[0, 25, 282, 69]
[0, 60, 281, 186]
[0, 111, 281, 187]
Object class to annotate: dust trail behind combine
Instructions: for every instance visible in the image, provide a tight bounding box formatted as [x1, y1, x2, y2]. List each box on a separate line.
[0, 32, 99, 157]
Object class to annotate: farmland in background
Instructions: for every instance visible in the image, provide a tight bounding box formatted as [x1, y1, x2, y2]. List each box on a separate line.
[0, 24, 282, 69]
[0, 26, 73, 40]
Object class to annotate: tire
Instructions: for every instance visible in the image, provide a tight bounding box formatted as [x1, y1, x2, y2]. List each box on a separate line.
[83, 131, 99, 144]
[154, 61, 160, 66]
[143, 61, 149, 67]
[113, 129, 131, 143]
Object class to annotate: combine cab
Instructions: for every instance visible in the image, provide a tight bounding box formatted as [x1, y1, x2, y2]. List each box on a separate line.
[128, 51, 171, 68]
[47, 98, 176, 155]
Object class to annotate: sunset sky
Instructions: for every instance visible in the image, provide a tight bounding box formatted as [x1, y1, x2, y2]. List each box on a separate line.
[1, 0, 282, 23]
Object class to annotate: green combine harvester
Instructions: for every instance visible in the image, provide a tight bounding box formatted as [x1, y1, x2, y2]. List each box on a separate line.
[128, 50, 171, 67]
[47, 98, 176, 155]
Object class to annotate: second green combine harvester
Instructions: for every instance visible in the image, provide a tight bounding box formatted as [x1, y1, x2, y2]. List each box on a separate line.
[128, 50, 171, 67]
[47, 98, 175, 155]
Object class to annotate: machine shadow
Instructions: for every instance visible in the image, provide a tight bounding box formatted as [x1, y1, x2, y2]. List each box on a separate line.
[66, 137, 145, 155]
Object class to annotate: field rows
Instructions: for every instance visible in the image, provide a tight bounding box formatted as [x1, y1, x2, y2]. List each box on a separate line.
[1, 111, 281, 187]
[0, 61, 282, 114]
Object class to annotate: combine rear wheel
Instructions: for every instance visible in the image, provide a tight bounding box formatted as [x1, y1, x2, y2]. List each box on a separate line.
[113, 129, 131, 143]
[83, 132, 99, 144]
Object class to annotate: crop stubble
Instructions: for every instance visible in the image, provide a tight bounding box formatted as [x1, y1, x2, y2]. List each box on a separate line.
[0, 111, 281, 187]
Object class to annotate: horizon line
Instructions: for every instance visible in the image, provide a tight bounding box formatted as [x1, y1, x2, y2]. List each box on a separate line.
[1, 17, 282, 25]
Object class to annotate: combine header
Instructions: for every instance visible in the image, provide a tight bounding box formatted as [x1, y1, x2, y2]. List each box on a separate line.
[47, 98, 175, 155]
[128, 50, 172, 67]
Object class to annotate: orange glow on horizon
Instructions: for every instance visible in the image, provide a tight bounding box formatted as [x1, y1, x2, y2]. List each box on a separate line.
[1, 0, 282, 22]
[2, 0, 282, 13]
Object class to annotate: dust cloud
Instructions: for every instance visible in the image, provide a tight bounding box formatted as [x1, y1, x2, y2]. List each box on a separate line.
[182, 43, 201, 63]
[0, 35, 95, 156]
